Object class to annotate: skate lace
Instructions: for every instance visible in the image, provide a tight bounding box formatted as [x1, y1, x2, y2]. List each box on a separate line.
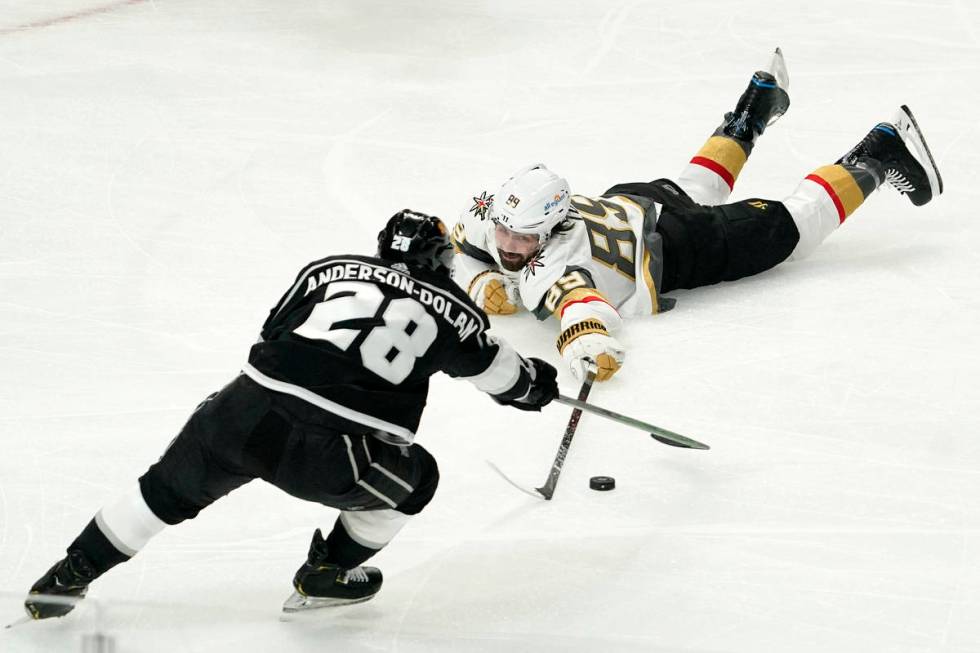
[885, 169, 916, 193]
[844, 132, 879, 165]
[342, 567, 370, 584]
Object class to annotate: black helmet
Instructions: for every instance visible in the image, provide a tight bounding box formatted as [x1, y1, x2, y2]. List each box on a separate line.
[377, 210, 454, 274]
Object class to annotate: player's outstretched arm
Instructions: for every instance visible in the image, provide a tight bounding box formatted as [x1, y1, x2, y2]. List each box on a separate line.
[490, 356, 558, 411]
[555, 293, 625, 383]
[526, 264, 625, 383]
[447, 333, 557, 411]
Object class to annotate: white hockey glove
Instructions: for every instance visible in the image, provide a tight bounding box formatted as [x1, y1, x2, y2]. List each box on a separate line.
[556, 319, 625, 382]
[468, 271, 520, 315]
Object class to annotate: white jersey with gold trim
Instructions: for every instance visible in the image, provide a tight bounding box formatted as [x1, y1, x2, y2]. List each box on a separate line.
[451, 190, 664, 325]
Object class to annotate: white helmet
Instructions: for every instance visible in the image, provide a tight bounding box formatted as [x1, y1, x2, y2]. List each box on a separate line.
[491, 163, 571, 240]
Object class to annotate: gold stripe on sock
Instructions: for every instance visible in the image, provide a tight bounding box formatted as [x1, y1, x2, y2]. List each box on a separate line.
[692, 136, 748, 184]
[809, 164, 866, 219]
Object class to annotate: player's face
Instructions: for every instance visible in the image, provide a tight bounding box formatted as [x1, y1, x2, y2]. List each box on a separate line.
[494, 223, 540, 271]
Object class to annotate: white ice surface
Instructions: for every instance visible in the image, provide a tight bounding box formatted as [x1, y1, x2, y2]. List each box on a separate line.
[1, 1, 979, 652]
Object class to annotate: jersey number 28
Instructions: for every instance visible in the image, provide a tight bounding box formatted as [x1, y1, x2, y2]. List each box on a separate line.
[294, 281, 438, 384]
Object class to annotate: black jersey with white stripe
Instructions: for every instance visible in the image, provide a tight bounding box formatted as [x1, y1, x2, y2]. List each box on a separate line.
[245, 255, 530, 444]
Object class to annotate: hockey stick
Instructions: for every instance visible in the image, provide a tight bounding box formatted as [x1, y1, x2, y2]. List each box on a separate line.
[534, 366, 598, 500]
[485, 366, 597, 501]
[554, 395, 710, 450]
[485, 460, 545, 500]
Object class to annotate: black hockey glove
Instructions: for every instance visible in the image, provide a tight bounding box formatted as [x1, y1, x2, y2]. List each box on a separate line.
[497, 357, 558, 412]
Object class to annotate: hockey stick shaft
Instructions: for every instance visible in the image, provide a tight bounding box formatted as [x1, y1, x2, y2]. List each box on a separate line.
[554, 395, 710, 450]
[534, 367, 597, 500]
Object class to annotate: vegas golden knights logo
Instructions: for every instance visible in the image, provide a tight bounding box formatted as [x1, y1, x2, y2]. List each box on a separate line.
[747, 200, 768, 210]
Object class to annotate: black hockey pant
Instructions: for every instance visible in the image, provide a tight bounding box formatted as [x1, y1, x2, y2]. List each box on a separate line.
[656, 196, 801, 294]
[614, 178, 802, 294]
[138, 375, 440, 527]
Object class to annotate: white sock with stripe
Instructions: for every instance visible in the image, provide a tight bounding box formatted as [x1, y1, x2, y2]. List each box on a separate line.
[95, 486, 168, 557]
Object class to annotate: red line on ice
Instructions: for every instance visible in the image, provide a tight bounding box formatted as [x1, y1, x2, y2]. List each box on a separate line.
[0, 0, 149, 36]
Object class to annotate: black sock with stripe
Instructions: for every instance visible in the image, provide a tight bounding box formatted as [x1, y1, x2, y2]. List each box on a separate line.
[323, 517, 380, 569]
[69, 518, 131, 577]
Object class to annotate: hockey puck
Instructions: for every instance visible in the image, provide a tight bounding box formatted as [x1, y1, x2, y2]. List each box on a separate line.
[589, 476, 615, 491]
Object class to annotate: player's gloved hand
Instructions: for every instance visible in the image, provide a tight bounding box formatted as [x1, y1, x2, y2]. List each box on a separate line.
[556, 319, 625, 382]
[493, 357, 558, 411]
[469, 271, 520, 315]
[513, 357, 559, 411]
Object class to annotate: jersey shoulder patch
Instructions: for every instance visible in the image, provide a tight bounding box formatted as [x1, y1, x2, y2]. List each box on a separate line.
[466, 189, 495, 222]
[453, 190, 496, 265]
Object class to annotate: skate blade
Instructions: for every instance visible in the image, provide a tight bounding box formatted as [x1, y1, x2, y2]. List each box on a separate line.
[893, 105, 944, 198]
[5, 615, 33, 629]
[768, 46, 789, 92]
[280, 591, 375, 617]
[762, 47, 790, 126]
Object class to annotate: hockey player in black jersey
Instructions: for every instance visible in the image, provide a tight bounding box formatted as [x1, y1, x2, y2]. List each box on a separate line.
[23, 210, 559, 619]
[452, 49, 943, 383]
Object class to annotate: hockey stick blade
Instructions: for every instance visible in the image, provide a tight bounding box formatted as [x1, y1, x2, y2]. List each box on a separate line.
[486, 461, 547, 500]
[554, 395, 710, 450]
[650, 432, 699, 448]
[534, 366, 597, 500]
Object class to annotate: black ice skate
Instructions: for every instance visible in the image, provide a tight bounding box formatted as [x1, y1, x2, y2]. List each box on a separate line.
[23, 550, 96, 620]
[723, 47, 791, 142]
[281, 529, 383, 613]
[838, 105, 944, 206]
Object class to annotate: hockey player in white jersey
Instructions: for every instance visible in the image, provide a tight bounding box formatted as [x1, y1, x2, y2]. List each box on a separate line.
[451, 49, 943, 382]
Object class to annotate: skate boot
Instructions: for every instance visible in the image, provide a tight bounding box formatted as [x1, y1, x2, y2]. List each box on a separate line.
[24, 549, 97, 620]
[837, 105, 944, 206]
[281, 529, 383, 613]
[723, 47, 791, 142]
